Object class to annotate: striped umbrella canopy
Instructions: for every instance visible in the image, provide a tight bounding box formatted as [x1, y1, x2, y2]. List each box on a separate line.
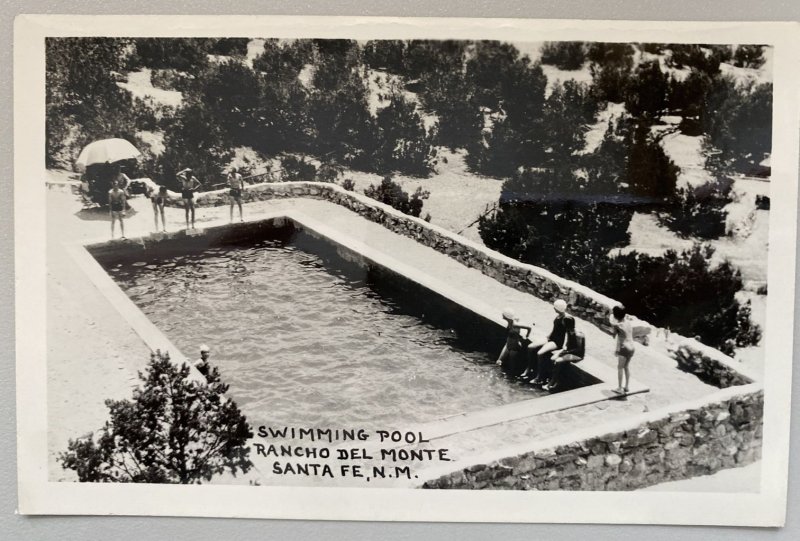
[75, 138, 142, 172]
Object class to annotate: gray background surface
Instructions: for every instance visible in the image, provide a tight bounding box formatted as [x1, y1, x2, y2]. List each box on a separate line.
[2, 1, 798, 539]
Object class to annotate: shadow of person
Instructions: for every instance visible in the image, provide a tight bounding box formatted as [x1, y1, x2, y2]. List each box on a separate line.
[74, 206, 137, 221]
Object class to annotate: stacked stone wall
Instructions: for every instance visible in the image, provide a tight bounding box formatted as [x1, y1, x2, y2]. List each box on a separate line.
[422, 388, 763, 490]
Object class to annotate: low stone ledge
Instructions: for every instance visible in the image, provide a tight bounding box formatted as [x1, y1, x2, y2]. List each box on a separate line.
[422, 387, 763, 491]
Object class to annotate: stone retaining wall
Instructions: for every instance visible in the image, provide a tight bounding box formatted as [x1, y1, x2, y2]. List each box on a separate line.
[422, 387, 763, 490]
[671, 341, 754, 387]
[175, 181, 754, 389]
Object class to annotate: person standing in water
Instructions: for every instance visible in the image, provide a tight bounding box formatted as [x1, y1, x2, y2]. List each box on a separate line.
[228, 169, 245, 223]
[495, 308, 532, 375]
[610, 304, 635, 395]
[108, 179, 127, 239]
[177, 168, 201, 229]
[150, 185, 168, 232]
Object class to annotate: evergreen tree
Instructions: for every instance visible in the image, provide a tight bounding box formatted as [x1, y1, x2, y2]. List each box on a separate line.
[364, 176, 429, 217]
[374, 94, 436, 176]
[363, 40, 407, 73]
[539, 41, 587, 70]
[587, 43, 634, 103]
[46, 37, 137, 167]
[151, 102, 233, 189]
[59, 351, 253, 484]
[131, 38, 212, 71]
[625, 60, 670, 119]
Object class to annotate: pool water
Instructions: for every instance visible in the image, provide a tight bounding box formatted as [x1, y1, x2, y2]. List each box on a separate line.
[100, 224, 547, 430]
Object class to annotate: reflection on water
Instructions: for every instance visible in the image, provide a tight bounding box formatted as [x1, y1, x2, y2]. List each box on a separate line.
[105, 231, 544, 429]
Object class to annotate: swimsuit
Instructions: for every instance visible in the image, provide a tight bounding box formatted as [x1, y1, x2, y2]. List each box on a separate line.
[110, 199, 124, 212]
[229, 188, 242, 198]
[613, 320, 635, 360]
[182, 189, 194, 200]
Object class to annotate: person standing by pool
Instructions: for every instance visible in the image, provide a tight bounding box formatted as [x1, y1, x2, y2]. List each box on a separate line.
[228, 169, 245, 223]
[108, 179, 127, 239]
[150, 185, 168, 232]
[523, 299, 574, 385]
[610, 304, 635, 395]
[177, 168, 201, 229]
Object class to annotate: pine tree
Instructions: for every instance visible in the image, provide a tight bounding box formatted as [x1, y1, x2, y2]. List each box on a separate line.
[59, 351, 253, 484]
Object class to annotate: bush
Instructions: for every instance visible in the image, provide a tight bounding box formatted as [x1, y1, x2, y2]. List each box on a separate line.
[668, 70, 713, 119]
[364, 176, 429, 218]
[540, 41, 586, 70]
[542, 81, 599, 163]
[316, 163, 343, 183]
[280, 155, 317, 181]
[587, 43, 635, 103]
[149, 69, 190, 92]
[46, 37, 139, 168]
[666, 44, 721, 74]
[58, 351, 253, 483]
[252, 39, 309, 82]
[625, 122, 679, 201]
[308, 51, 376, 168]
[131, 38, 212, 71]
[374, 94, 437, 176]
[363, 40, 407, 73]
[341, 178, 356, 191]
[197, 60, 263, 145]
[149, 102, 233, 190]
[479, 167, 634, 277]
[733, 45, 766, 69]
[625, 60, 670, 119]
[207, 38, 250, 57]
[702, 78, 772, 175]
[659, 181, 731, 239]
[755, 194, 770, 210]
[596, 245, 759, 350]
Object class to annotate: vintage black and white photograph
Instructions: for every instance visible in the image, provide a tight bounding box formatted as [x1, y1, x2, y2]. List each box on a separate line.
[15, 15, 799, 524]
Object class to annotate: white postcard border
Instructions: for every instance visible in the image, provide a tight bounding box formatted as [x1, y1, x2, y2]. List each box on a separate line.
[14, 15, 800, 526]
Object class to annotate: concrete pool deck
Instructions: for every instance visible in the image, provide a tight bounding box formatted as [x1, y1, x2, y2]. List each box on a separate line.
[46, 188, 759, 488]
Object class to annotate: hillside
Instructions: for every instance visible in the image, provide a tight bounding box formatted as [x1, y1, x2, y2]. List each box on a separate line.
[46, 37, 772, 359]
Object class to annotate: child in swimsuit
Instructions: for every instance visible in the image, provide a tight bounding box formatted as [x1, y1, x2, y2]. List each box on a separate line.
[177, 168, 201, 229]
[610, 304, 635, 395]
[151, 185, 168, 232]
[228, 170, 245, 223]
[108, 180, 127, 239]
[496, 308, 532, 376]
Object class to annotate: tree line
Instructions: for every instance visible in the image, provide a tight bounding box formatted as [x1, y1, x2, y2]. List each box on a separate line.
[46, 37, 771, 350]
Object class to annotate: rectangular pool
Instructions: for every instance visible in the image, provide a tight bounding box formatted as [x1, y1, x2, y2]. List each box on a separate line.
[89, 218, 596, 431]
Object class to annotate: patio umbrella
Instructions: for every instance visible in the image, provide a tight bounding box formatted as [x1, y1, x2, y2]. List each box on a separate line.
[75, 138, 142, 172]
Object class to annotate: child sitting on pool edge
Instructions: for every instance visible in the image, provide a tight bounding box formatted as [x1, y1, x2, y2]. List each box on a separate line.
[496, 308, 532, 375]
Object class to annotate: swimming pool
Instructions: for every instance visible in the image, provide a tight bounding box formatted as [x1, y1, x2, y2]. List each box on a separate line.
[92, 219, 591, 431]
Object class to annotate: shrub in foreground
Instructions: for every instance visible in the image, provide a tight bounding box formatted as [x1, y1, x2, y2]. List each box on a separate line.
[59, 351, 253, 483]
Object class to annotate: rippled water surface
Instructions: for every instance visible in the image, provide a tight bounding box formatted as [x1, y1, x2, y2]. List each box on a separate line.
[104, 230, 542, 429]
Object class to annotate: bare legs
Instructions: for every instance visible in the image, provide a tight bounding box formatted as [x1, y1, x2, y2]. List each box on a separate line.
[111, 212, 125, 239]
[230, 197, 243, 222]
[522, 341, 557, 383]
[153, 204, 167, 232]
[615, 354, 632, 394]
[184, 199, 195, 229]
